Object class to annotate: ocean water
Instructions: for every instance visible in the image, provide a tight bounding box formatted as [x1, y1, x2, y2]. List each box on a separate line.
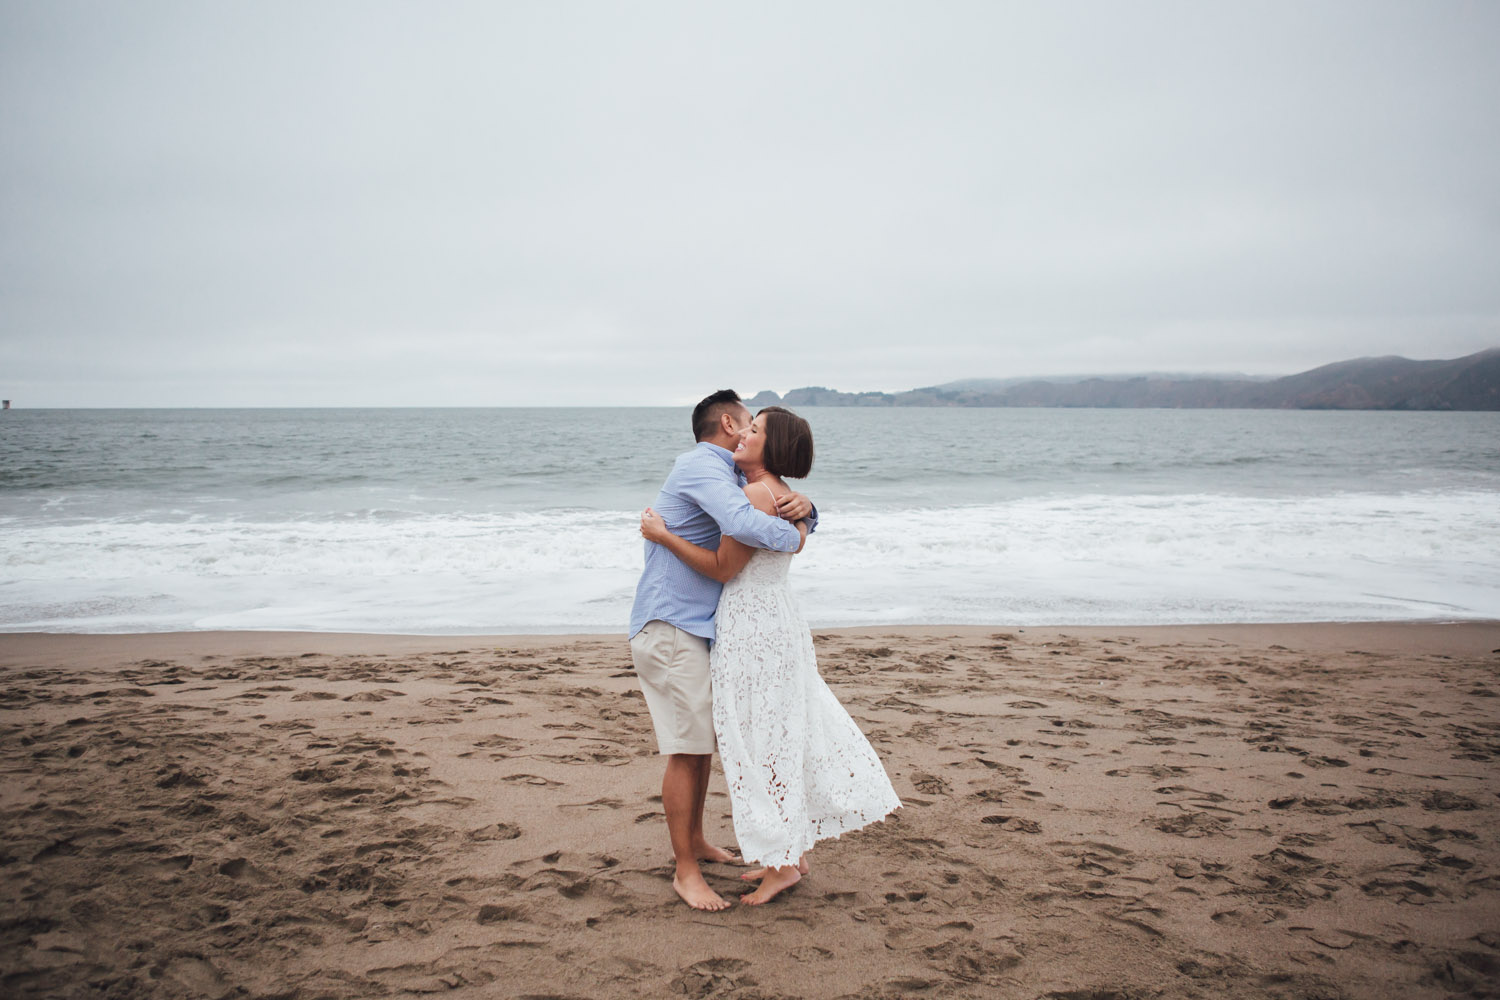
[1, 406, 1497, 633]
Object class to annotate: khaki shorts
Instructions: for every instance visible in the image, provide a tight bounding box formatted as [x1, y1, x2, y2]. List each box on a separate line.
[629, 620, 715, 756]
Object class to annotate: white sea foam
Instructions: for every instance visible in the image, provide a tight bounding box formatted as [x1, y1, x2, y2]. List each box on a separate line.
[2, 491, 1496, 632]
[795, 491, 1500, 625]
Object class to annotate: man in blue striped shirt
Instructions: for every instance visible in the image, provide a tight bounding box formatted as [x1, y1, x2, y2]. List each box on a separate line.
[629, 389, 815, 910]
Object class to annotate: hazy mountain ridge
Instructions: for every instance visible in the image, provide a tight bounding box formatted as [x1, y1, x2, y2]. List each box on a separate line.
[747, 349, 1500, 410]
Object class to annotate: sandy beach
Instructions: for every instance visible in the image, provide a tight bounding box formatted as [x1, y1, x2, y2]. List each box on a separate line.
[2, 623, 1497, 999]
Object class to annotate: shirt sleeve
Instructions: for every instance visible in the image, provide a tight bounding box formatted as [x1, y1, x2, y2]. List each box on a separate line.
[679, 461, 803, 552]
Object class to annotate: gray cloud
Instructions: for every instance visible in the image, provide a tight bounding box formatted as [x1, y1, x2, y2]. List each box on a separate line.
[2, 0, 1497, 406]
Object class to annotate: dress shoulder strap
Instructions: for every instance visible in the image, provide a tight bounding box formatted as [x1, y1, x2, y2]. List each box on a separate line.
[755, 481, 778, 508]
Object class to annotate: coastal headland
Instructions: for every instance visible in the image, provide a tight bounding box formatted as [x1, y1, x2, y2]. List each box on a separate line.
[2, 623, 1497, 998]
[746, 348, 1500, 410]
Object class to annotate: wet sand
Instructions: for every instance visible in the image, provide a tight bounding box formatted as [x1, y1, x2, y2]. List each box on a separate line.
[2, 623, 1497, 999]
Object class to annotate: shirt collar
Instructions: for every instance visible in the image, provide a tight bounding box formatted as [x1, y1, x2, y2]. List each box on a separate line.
[698, 440, 736, 469]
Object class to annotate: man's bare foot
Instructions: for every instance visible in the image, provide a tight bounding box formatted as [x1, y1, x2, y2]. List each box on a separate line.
[672, 867, 731, 911]
[693, 841, 741, 865]
[740, 864, 801, 905]
[740, 856, 809, 881]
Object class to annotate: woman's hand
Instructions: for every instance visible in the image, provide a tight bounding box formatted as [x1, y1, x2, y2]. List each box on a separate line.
[640, 507, 672, 543]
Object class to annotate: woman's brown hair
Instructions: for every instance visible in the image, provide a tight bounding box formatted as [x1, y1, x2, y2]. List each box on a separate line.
[757, 406, 814, 479]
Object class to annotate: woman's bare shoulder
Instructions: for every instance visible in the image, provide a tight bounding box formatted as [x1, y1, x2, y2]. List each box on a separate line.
[742, 480, 779, 514]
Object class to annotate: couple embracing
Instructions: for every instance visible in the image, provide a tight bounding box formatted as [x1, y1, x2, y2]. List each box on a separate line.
[628, 389, 901, 910]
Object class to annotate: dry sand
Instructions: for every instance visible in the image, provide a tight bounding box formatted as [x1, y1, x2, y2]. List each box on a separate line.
[2, 623, 1497, 999]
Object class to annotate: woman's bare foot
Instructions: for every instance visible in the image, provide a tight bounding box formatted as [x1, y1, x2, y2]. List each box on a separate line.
[739, 864, 802, 905]
[672, 865, 731, 911]
[740, 856, 809, 881]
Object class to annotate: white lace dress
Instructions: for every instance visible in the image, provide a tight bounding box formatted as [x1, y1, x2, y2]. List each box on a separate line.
[711, 548, 901, 868]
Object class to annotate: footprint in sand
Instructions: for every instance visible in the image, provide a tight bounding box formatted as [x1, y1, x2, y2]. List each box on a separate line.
[1278, 831, 1333, 848]
[1056, 840, 1135, 877]
[1105, 764, 1189, 779]
[1305, 755, 1351, 768]
[500, 773, 562, 787]
[124, 852, 193, 875]
[1270, 790, 1409, 814]
[911, 773, 951, 795]
[536, 747, 630, 766]
[1211, 908, 1284, 928]
[672, 958, 752, 998]
[474, 735, 524, 751]
[1249, 848, 1342, 904]
[981, 815, 1041, 834]
[368, 963, 492, 994]
[1152, 811, 1230, 838]
[475, 904, 527, 924]
[1422, 790, 1480, 812]
[919, 939, 1023, 986]
[155, 955, 230, 997]
[154, 766, 209, 789]
[1170, 859, 1232, 882]
[1347, 820, 1478, 854]
[216, 857, 276, 884]
[1359, 874, 1441, 904]
[343, 689, 407, 703]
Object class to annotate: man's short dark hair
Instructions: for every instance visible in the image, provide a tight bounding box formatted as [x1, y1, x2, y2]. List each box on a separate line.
[692, 389, 744, 442]
[758, 406, 814, 479]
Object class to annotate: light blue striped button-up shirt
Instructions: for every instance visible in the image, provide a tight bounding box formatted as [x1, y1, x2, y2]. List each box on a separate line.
[629, 442, 813, 642]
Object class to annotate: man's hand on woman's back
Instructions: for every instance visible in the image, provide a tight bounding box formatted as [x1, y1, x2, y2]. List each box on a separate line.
[776, 491, 813, 521]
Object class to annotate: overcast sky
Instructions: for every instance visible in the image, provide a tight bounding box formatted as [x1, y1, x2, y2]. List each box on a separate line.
[2, 1, 1497, 407]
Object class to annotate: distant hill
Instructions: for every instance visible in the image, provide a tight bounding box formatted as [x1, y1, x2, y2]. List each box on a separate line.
[939, 371, 1276, 392]
[749, 349, 1500, 410]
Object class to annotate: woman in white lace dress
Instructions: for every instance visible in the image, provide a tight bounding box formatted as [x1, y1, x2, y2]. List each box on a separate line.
[641, 407, 901, 904]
